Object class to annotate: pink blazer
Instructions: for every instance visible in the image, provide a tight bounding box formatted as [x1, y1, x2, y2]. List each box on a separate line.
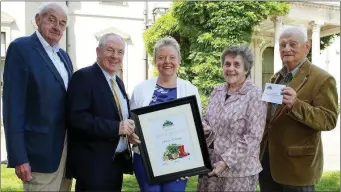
[204, 80, 267, 177]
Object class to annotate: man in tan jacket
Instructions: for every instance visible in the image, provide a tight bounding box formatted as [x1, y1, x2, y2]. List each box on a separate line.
[259, 27, 338, 192]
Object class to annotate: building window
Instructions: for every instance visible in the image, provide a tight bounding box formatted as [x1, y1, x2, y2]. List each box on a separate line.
[1, 32, 5, 89]
[100, 1, 128, 6]
[1, 32, 5, 58]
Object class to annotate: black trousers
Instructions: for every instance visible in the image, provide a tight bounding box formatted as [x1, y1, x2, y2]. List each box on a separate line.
[74, 160, 123, 192]
[259, 149, 315, 192]
[75, 179, 122, 192]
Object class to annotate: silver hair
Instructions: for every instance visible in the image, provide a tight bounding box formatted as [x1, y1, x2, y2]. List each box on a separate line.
[98, 33, 125, 47]
[280, 27, 308, 43]
[37, 2, 68, 23]
[153, 36, 181, 64]
[221, 45, 254, 78]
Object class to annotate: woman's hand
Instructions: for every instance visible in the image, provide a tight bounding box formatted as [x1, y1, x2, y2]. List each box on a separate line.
[176, 176, 191, 182]
[208, 161, 227, 177]
[202, 121, 212, 138]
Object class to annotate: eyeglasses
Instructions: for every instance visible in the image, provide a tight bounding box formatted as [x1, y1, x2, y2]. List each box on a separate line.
[156, 55, 177, 62]
[105, 49, 124, 56]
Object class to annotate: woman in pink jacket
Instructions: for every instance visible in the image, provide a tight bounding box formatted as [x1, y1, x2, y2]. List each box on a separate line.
[198, 45, 267, 191]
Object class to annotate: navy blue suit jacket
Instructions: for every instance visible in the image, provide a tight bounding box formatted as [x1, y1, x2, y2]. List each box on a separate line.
[3, 32, 73, 173]
[66, 64, 132, 187]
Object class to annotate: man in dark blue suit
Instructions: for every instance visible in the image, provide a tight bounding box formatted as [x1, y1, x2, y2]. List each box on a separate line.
[2, 3, 73, 191]
[66, 33, 140, 191]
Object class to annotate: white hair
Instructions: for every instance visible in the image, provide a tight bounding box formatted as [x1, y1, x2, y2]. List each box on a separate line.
[37, 2, 69, 23]
[98, 33, 125, 47]
[280, 26, 308, 43]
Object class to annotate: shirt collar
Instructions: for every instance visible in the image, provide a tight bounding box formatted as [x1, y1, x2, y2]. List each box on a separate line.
[216, 79, 253, 95]
[97, 63, 117, 82]
[35, 31, 60, 52]
[279, 58, 307, 78]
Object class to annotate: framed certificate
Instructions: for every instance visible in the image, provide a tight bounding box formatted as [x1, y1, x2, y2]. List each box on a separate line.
[130, 95, 212, 185]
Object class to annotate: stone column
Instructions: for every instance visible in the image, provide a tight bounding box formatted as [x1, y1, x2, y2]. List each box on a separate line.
[325, 48, 330, 72]
[272, 16, 283, 73]
[254, 38, 263, 89]
[311, 21, 323, 68]
[248, 40, 256, 83]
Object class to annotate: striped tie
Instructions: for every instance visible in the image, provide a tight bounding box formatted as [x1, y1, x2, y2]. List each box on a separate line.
[110, 78, 123, 120]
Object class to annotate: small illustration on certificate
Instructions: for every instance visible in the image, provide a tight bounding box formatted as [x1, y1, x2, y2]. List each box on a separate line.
[149, 114, 194, 168]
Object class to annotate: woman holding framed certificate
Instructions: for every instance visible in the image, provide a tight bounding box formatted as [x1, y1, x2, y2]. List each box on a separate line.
[197, 45, 267, 191]
[130, 36, 203, 192]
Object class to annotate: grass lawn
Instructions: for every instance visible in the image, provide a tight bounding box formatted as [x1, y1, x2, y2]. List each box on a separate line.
[1, 165, 339, 191]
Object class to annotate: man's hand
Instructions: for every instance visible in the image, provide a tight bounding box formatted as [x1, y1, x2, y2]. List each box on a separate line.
[128, 133, 141, 144]
[119, 119, 135, 136]
[281, 87, 297, 109]
[202, 121, 212, 138]
[15, 163, 32, 182]
[208, 161, 227, 177]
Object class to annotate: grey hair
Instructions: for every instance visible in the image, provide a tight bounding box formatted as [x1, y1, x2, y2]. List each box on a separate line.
[221, 45, 254, 78]
[98, 33, 125, 47]
[37, 2, 68, 23]
[153, 36, 181, 64]
[280, 27, 308, 43]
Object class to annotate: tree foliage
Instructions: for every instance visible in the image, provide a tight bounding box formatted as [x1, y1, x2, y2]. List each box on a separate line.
[144, 13, 180, 56]
[320, 33, 340, 50]
[144, 1, 290, 107]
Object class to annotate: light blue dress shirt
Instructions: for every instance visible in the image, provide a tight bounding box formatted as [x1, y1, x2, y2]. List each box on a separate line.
[36, 31, 69, 89]
[97, 64, 129, 152]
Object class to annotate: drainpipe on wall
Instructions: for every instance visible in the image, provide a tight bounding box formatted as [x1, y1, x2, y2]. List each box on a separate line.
[144, 1, 149, 80]
[65, 1, 69, 54]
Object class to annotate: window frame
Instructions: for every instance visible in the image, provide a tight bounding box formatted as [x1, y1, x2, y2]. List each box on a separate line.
[100, 1, 128, 6]
[1, 32, 6, 59]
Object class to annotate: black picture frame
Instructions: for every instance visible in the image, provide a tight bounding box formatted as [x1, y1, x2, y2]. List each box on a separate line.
[130, 95, 212, 185]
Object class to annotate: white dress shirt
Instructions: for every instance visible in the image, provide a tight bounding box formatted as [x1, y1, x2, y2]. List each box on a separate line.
[97, 63, 129, 152]
[36, 31, 69, 89]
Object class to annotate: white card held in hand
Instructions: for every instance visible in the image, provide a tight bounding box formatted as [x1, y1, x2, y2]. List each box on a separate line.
[261, 83, 286, 104]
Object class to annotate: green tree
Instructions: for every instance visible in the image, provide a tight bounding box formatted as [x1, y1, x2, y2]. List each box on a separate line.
[144, 1, 290, 108]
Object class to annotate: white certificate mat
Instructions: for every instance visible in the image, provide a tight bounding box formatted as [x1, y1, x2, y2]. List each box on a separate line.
[138, 104, 205, 177]
[262, 83, 286, 104]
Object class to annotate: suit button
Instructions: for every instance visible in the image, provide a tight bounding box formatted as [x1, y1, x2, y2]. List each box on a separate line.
[268, 125, 272, 129]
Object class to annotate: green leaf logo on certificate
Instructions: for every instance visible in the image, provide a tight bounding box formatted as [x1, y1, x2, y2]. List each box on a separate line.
[162, 120, 174, 128]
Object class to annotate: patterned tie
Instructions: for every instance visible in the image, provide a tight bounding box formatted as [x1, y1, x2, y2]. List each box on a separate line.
[110, 78, 123, 120]
[283, 73, 293, 85]
[110, 78, 133, 163]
